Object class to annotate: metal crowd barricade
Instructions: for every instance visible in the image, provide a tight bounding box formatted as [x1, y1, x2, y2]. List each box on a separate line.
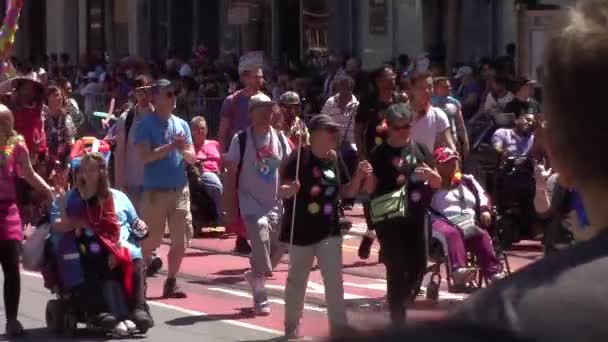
[187, 96, 225, 139]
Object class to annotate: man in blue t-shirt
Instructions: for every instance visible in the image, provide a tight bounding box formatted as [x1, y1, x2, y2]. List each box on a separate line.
[134, 79, 196, 299]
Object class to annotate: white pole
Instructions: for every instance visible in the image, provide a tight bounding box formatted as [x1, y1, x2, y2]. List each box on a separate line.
[289, 122, 305, 249]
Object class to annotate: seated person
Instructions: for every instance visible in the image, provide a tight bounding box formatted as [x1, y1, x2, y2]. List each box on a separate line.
[430, 148, 505, 287]
[190, 116, 223, 222]
[492, 109, 536, 158]
[49, 153, 153, 335]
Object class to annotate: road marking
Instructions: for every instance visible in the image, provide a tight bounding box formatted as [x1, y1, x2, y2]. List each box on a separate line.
[208, 287, 326, 313]
[21, 270, 283, 336]
[343, 282, 386, 291]
[265, 282, 365, 300]
[342, 281, 468, 301]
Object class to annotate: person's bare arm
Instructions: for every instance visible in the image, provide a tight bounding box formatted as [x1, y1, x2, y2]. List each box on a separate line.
[137, 140, 176, 164]
[181, 144, 197, 165]
[217, 117, 231, 153]
[455, 109, 470, 158]
[354, 122, 365, 159]
[17, 144, 53, 200]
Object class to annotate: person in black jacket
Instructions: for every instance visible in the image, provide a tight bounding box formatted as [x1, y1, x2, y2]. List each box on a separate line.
[363, 102, 441, 326]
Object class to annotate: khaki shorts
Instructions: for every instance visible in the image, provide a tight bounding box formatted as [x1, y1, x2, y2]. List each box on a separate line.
[140, 187, 192, 254]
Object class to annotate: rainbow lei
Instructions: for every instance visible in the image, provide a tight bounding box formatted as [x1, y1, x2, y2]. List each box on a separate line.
[451, 171, 463, 187]
[0, 0, 23, 78]
[0, 134, 24, 168]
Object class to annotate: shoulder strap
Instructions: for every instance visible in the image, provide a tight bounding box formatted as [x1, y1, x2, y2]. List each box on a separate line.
[237, 130, 247, 177]
[276, 129, 288, 157]
[124, 108, 136, 143]
[461, 175, 481, 216]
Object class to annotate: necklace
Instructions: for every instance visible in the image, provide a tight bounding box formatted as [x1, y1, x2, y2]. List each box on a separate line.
[0, 135, 23, 168]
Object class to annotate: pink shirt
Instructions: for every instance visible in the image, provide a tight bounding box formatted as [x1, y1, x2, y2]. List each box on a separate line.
[195, 140, 221, 173]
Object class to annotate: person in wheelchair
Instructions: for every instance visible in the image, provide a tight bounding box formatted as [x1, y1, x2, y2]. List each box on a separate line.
[491, 105, 536, 159]
[430, 147, 505, 287]
[190, 116, 223, 225]
[48, 153, 153, 335]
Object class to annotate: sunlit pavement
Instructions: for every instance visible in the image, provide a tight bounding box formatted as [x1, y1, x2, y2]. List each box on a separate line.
[8, 206, 543, 341]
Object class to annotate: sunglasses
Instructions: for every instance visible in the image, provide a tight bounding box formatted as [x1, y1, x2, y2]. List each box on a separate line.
[389, 123, 412, 131]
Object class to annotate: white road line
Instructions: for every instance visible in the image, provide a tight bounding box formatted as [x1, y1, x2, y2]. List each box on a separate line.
[21, 270, 283, 336]
[342, 282, 468, 301]
[266, 282, 365, 300]
[208, 287, 326, 313]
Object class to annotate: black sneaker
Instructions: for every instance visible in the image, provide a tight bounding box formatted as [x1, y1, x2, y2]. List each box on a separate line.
[235, 236, 252, 255]
[163, 278, 187, 299]
[131, 307, 155, 329]
[146, 256, 163, 277]
[358, 236, 373, 260]
[5, 319, 24, 337]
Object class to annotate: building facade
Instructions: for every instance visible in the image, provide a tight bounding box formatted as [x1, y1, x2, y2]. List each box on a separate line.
[5, 0, 572, 74]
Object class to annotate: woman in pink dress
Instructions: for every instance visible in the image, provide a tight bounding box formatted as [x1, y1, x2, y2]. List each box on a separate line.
[0, 104, 53, 336]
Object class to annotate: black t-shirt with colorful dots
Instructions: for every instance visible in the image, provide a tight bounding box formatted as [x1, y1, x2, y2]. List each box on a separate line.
[369, 141, 434, 227]
[280, 147, 349, 246]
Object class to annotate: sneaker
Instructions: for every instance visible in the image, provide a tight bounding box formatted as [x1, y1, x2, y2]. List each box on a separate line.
[490, 271, 507, 283]
[5, 319, 24, 337]
[235, 237, 252, 255]
[163, 278, 187, 299]
[452, 267, 477, 286]
[254, 300, 271, 316]
[131, 307, 155, 329]
[123, 320, 137, 334]
[111, 321, 129, 337]
[146, 256, 163, 277]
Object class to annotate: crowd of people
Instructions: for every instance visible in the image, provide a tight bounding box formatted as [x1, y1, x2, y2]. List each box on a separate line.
[1, 1, 607, 340]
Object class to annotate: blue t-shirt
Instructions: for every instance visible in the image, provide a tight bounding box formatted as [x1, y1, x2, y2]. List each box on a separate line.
[134, 114, 193, 190]
[50, 189, 143, 260]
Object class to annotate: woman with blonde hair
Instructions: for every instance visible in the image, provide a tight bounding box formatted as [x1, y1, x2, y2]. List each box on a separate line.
[0, 104, 53, 336]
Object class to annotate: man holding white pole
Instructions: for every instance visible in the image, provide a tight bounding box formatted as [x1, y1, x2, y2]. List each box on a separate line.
[279, 114, 373, 339]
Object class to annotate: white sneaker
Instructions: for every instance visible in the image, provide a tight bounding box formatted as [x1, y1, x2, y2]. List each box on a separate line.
[111, 321, 128, 336]
[123, 320, 137, 334]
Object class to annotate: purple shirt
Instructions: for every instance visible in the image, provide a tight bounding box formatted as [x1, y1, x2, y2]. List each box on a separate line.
[492, 128, 535, 156]
[220, 90, 253, 143]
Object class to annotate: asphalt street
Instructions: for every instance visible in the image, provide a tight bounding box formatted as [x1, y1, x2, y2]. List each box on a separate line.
[0, 271, 281, 342]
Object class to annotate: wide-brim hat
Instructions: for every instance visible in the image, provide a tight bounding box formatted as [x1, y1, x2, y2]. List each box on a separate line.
[11, 72, 44, 92]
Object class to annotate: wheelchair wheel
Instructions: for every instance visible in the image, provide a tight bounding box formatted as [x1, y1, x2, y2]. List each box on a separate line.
[45, 299, 63, 335]
[494, 214, 519, 251]
[62, 309, 78, 337]
[426, 273, 441, 301]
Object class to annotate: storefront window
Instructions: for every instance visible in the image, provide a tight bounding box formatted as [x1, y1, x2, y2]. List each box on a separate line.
[87, 0, 105, 60]
[302, 0, 328, 56]
[224, 0, 266, 55]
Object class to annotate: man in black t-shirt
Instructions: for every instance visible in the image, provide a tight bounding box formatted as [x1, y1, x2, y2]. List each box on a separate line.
[503, 76, 541, 117]
[279, 114, 372, 339]
[448, 2, 608, 341]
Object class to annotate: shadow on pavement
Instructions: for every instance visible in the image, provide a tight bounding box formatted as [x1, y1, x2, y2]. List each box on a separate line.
[213, 268, 249, 276]
[0, 327, 146, 342]
[165, 309, 254, 326]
